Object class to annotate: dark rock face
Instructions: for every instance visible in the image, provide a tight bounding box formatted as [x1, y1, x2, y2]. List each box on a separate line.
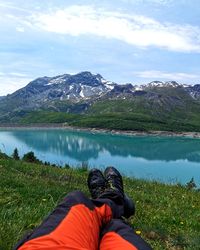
[132, 91, 147, 96]
[109, 84, 134, 95]
[185, 84, 200, 99]
[66, 71, 104, 87]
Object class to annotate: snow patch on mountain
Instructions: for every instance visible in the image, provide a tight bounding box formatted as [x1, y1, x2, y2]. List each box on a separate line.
[133, 86, 143, 91]
[47, 75, 67, 85]
[79, 86, 84, 98]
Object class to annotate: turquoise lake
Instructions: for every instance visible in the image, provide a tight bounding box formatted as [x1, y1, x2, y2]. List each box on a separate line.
[0, 129, 200, 186]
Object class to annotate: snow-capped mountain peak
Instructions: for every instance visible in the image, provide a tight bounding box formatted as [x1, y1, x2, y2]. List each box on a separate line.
[142, 80, 183, 89]
[147, 81, 164, 87]
[164, 81, 180, 87]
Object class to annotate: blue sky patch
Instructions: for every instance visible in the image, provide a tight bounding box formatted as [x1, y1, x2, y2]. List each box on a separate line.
[0, 0, 200, 95]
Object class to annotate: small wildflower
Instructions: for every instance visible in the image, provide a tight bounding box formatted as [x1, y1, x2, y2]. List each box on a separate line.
[192, 205, 195, 208]
[42, 199, 47, 202]
[180, 221, 184, 225]
[135, 230, 141, 235]
[136, 200, 139, 203]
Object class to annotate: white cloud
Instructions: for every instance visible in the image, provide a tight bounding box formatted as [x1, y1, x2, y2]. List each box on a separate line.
[16, 26, 25, 32]
[146, 0, 173, 5]
[0, 73, 31, 96]
[122, 0, 174, 5]
[135, 70, 200, 82]
[31, 5, 200, 52]
[9, 72, 28, 77]
[0, 2, 32, 13]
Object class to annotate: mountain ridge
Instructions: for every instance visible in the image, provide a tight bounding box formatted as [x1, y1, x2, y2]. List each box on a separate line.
[2, 71, 200, 101]
[1, 71, 200, 132]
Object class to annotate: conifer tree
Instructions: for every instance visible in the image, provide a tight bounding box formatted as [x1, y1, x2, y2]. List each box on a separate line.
[12, 148, 20, 160]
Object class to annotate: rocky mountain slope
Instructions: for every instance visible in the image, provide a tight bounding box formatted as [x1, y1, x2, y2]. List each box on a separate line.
[0, 71, 200, 131]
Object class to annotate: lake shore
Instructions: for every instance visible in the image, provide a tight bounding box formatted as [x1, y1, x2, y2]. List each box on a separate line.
[1, 123, 200, 138]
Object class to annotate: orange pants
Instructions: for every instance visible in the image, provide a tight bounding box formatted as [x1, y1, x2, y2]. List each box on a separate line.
[14, 191, 151, 250]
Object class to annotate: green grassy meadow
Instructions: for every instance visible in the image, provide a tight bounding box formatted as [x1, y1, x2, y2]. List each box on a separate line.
[1, 152, 200, 250]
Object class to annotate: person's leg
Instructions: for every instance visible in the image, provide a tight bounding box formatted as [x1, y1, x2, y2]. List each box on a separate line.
[96, 166, 151, 250]
[14, 191, 113, 250]
[15, 166, 151, 250]
[100, 219, 152, 250]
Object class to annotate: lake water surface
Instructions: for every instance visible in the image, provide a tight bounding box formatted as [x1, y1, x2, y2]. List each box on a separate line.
[0, 129, 200, 185]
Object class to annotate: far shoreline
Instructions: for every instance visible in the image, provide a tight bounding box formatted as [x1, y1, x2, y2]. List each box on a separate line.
[1, 123, 200, 138]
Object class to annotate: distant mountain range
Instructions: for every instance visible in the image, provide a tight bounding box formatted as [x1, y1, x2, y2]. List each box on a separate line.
[0, 71, 200, 132]
[1, 71, 200, 102]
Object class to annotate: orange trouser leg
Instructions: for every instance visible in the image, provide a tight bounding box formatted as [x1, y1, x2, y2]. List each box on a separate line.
[100, 219, 152, 250]
[15, 191, 113, 250]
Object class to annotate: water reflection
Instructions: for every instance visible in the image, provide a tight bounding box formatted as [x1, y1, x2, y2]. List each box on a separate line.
[8, 129, 200, 163]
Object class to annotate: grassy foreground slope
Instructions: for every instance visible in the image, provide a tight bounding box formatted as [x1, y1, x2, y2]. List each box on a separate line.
[1, 154, 200, 250]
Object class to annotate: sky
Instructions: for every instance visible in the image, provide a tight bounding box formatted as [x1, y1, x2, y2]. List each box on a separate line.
[0, 0, 200, 95]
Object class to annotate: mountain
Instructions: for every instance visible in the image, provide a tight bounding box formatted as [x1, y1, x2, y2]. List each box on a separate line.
[10, 71, 115, 101]
[0, 72, 114, 119]
[0, 71, 200, 132]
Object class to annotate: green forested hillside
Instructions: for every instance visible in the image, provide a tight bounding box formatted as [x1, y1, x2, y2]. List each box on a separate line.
[17, 100, 200, 132]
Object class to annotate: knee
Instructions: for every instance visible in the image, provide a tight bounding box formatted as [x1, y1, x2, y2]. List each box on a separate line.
[62, 190, 95, 210]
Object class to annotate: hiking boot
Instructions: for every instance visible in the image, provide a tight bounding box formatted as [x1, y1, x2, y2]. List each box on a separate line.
[104, 166, 135, 218]
[104, 166, 124, 198]
[124, 194, 135, 218]
[87, 168, 106, 199]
